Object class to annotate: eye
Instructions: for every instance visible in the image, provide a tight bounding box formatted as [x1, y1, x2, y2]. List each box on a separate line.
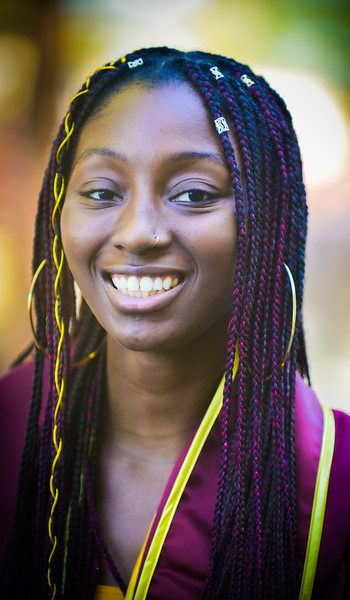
[171, 189, 218, 205]
[90, 189, 117, 201]
[79, 188, 121, 204]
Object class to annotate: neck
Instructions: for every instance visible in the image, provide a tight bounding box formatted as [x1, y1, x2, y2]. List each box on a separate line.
[104, 323, 228, 459]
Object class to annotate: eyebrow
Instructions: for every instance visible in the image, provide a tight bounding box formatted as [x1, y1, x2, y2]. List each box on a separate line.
[72, 148, 127, 170]
[72, 147, 228, 170]
[165, 151, 228, 169]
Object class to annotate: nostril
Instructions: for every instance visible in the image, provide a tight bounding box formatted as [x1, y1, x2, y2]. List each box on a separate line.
[112, 231, 171, 255]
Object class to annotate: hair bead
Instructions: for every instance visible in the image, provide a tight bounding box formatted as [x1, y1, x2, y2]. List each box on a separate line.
[127, 57, 144, 69]
[209, 65, 224, 79]
[214, 115, 229, 134]
[240, 73, 255, 87]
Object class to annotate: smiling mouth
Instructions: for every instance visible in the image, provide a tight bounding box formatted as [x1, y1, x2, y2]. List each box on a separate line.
[111, 274, 180, 298]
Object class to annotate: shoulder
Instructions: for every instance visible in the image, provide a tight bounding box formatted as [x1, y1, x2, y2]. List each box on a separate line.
[294, 371, 350, 463]
[316, 407, 350, 594]
[294, 371, 350, 513]
[294, 371, 350, 480]
[0, 360, 36, 460]
[294, 372, 350, 592]
[0, 361, 35, 467]
[294, 373, 324, 520]
[320, 407, 350, 567]
[0, 361, 34, 565]
[0, 359, 34, 417]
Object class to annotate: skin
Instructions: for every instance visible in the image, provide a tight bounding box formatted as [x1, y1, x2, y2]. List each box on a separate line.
[61, 82, 237, 584]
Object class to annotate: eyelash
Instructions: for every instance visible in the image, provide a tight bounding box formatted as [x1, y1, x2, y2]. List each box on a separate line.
[170, 188, 220, 206]
[79, 186, 221, 207]
[79, 188, 121, 203]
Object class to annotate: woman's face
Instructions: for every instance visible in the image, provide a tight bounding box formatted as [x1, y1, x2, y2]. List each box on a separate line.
[61, 82, 237, 353]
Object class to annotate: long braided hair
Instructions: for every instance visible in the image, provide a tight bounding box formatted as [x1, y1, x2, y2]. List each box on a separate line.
[2, 47, 309, 599]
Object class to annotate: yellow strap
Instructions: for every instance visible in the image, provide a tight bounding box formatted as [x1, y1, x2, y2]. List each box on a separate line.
[94, 584, 124, 599]
[298, 405, 335, 600]
[130, 356, 239, 600]
[125, 517, 155, 600]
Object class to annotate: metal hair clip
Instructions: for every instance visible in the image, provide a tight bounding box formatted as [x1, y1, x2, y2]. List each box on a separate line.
[241, 74, 255, 87]
[214, 116, 229, 134]
[210, 66, 224, 80]
[127, 58, 144, 69]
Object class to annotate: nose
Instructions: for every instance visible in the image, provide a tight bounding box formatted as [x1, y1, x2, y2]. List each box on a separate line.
[110, 191, 172, 254]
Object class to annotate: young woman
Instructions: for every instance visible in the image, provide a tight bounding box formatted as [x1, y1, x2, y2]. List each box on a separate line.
[1, 47, 349, 600]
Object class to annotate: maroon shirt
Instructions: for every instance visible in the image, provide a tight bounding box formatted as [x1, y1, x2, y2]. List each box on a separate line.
[1, 362, 349, 598]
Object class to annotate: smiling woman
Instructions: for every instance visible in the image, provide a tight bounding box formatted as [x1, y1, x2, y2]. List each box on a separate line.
[61, 83, 236, 353]
[0, 47, 349, 600]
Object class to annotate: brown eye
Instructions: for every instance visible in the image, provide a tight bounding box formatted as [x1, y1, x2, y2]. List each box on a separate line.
[187, 190, 208, 202]
[171, 189, 218, 205]
[79, 188, 122, 203]
[90, 189, 117, 201]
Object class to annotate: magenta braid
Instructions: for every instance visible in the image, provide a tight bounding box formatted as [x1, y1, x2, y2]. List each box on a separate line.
[182, 60, 251, 596]
[216, 75, 268, 591]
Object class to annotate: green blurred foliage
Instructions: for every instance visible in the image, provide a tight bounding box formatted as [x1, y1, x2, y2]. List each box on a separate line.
[189, 0, 350, 86]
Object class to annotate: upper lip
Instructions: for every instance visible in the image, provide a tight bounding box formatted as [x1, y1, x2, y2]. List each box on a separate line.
[103, 265, 186, 277]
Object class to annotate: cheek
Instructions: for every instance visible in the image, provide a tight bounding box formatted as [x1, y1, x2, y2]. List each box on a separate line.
[204, 241, 237, 307]
[198, 213, 237, 280]
[61, 202, 103, 270]
[184, 211, 237, 317]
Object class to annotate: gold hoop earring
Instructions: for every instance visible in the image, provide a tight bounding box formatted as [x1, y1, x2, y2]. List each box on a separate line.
[28, 258, 104, 367]
[246, 263, 296, 380]
[265, 262, 296, 380]
[279, 263, 296, 368]
[28, 259, 48, 357]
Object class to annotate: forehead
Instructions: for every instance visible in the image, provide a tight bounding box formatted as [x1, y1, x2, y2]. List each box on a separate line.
[74, 82, 225, 160]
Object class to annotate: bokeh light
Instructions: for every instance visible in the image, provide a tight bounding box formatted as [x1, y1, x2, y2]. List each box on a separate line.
[0, 0, 349, 411]
[261, 68, 349, 187]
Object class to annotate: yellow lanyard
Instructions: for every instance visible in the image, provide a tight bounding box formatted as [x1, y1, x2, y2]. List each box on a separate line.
[298, 405, 335, 600]
[127, 356, 239, 600]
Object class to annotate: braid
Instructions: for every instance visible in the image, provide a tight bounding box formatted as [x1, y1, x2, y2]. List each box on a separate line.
[2, 48, 309, 599]
[178, 56, 305, 598]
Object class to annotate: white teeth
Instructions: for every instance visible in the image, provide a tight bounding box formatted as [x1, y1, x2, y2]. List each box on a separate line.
[111, 274, 181, 297]
[153, 277, 162, 291]
[140, 276, 153, 292]
[119, 276, 127, 291]
[163, 276, 172, 291]
[127, 276, 139, 291]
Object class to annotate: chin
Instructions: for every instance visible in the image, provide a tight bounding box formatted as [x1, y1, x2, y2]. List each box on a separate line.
[118, 338, 162, 353]
[108, 327, 169, 353]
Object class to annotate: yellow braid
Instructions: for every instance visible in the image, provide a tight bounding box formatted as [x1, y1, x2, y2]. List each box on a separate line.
[46, 58, 122, 599]
[56, 114, 75, 164]
[52, 174, 64, 232]
[47, 169, 66, 598]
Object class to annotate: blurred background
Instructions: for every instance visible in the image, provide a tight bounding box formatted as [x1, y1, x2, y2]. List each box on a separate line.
[0, 0, 349, 411]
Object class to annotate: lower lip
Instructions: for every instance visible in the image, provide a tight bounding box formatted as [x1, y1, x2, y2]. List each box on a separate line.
[105, 279, 185, 313]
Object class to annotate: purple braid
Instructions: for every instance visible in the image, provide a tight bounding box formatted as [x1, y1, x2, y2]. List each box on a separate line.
[217, 75, 268, 590]
[182, 59, 249, 585]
